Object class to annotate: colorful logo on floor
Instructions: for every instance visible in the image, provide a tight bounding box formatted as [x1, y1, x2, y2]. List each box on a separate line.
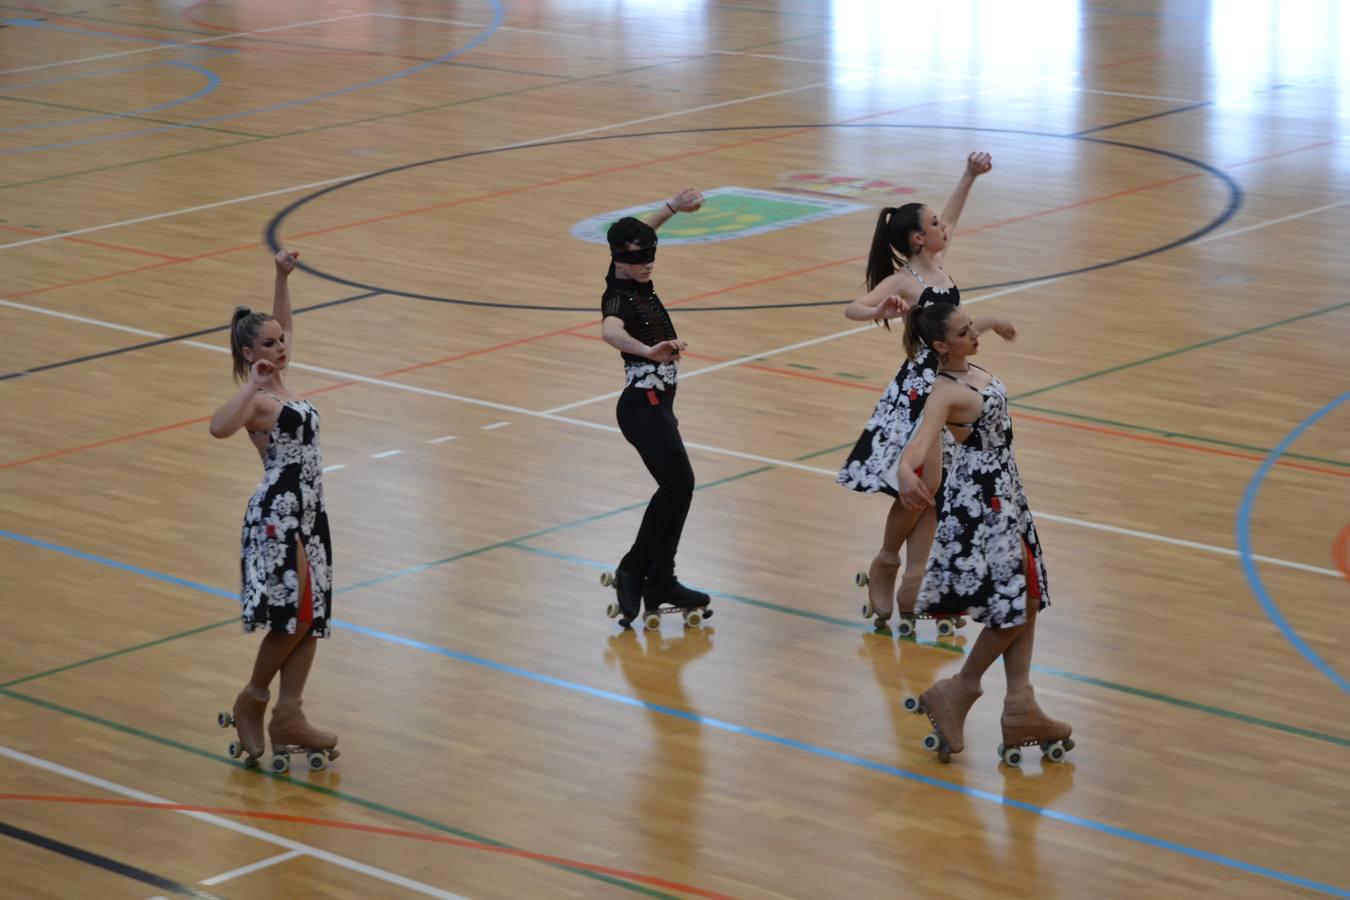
[774, 171, 919, 201]
[570, 186, 868, 246]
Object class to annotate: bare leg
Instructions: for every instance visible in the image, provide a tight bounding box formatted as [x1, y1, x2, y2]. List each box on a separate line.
[268, 540, 337, 754]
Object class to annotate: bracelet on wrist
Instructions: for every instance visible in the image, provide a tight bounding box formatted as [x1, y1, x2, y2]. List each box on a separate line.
[665, 201, 676, 214]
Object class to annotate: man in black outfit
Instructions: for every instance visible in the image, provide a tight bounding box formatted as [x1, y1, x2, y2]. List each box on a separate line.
[600, 187, 711, 626]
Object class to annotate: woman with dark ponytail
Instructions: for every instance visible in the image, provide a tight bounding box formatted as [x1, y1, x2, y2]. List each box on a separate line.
[837, 152, 1018, 636]
[895, 304, 1071, 765]
[208, 249, 339, 773]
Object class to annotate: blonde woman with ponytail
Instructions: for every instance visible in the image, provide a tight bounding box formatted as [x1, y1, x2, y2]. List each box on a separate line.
[208, 249, 339, 773]
[837, 152, 1017, 636]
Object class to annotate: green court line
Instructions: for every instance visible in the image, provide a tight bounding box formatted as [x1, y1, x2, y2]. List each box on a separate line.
[1009, 300, 1350, 402]
[0, 687, 682, 899]
[508, 543, 1350, 749]
[0, 617, 237, 689]
[1010, 402, 1350, 469]
[0, 95, 268, 138]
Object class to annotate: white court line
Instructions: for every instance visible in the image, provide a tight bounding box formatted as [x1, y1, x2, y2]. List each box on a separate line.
[200, 850, 305, 886]
[429, 435, 458, 443]
[0, 68, 870, 253]
[1191, 196, 1350, 247]
[3, 287, 1339, 581]
[542, 278, 1062, 415]
[372, 449, 403, 458]
[0, 13, 375, 76]
[0, 745, 469, 900]
[481, 422, 510, 430]
[322, 464, 347, 472]
[370, 12, 591, 39]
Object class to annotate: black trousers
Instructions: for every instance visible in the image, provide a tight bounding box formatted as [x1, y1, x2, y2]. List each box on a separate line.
[616, 386, 694, 586]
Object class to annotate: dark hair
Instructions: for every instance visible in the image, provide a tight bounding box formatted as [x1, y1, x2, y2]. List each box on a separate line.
[230, 306, 275, 382]
[606, 216, 657, 252]
[865, 203, 926, 290]
[903, 302, 957, 361]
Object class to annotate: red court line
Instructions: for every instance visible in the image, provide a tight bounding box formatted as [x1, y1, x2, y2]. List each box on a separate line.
[1333, 522, 1350, 583]
[0, 381, 353, 470]
[0, 794, 736, 900]
[557, 332, 1350, 480]
[0, 224, 183, 261]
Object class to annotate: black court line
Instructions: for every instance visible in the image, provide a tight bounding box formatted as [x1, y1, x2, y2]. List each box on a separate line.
[264, 123, 1243, 312]
[0, 819, 226, 898]
[0, 291, 382, 382]
[1071, 101, 1213, 137]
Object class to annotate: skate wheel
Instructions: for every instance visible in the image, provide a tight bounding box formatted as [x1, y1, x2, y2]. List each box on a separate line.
[600, 572, 615, 588]
[855, 571, 869, 587]
[1062, 738, 1075, 753]
[936, 619, 955, 637]
[307, 752, 327, 771]
[937, 749, 951, 764]
[217, 712, 232, 728]
[684, 610, 702, 627]
[605, 601, 619, 619]
[270, 754, 290, 773]
[1002, 746, 1023, 766]
[703, 608, 713, 620]
[861, 602, 873, 619]
[1044, 742, 1066, 762]
[955, 617, 968, 628]
[896, 619, 915, 638]
[227, 742, 242, 759]
[922, 732, 941, 752]
[903, 696, 921, 713]
[643, 614, 661, 631]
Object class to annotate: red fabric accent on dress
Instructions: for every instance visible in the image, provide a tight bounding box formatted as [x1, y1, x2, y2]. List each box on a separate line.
[1023, 540, 1041, 601]
[299, 573, 314, 624]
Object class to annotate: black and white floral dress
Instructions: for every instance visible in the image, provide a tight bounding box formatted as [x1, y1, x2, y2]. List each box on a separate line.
[240, 394, 333, 637]
[915, 369, 1049, 628]
[837, 266, 960, 497]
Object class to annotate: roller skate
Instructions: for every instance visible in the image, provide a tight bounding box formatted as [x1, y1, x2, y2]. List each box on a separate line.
[855, 552, 900, 632]
[997, 687, 1074, 766]
[601, 568, 644, 628]
[894, 603, 968, 639]
[267, 699, 340, 773]
[217, 687, 268, 767]
[639, 578, 713, 630]
[903, 676, 983, 763]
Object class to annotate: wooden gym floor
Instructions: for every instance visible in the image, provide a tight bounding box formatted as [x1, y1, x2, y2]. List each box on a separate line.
[1, 0, 1348, 897]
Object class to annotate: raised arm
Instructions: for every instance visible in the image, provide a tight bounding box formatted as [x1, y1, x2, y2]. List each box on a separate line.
[272, 249, 299, 336]
[642, 187, 704, 231]
[938, 152, 992, 248]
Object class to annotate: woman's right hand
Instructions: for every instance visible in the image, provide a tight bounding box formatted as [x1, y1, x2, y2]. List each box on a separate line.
[249, 359, 275, 385]
[898, 466, 934, 510]
[874, 294, 909, 323]
[646, 340, 686, 363]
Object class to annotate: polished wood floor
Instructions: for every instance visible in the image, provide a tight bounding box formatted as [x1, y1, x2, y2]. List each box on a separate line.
[2, 1, 1349, 897]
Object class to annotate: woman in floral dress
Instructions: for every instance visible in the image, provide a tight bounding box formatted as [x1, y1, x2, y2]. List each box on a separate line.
[209, 249, 337, 767]
[896, 303, 1073, 764]
[837, 152, 1015, 633]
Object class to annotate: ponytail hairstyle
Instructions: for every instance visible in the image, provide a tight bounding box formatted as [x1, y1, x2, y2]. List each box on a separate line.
[229, 306, 274, 382]
[903, 301, 957, 362]
[865, 202, 926, 290]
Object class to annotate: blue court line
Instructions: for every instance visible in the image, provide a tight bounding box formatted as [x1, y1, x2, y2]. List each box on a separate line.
[0, 16, 234, 49]
[0, 61, 219, 132]
[1, 528, 1347, 896]
[3, 2, 504, 157]
[1236, 393, 1350, 695]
